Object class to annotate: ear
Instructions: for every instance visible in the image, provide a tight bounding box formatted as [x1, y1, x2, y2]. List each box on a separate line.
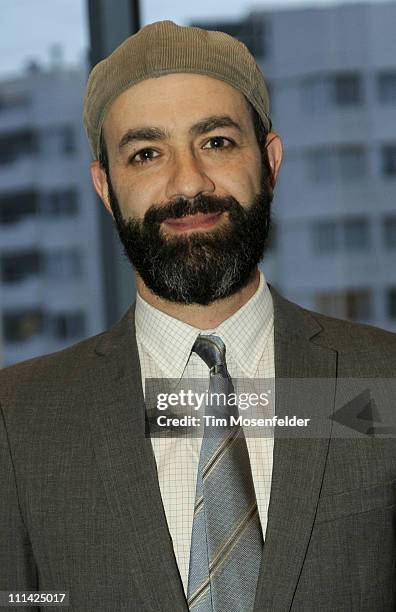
[90, 160, 114, 218]
[265, 131, 283, 188]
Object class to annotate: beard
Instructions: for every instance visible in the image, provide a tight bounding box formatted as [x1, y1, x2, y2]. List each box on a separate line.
[106, 164, 273, 306]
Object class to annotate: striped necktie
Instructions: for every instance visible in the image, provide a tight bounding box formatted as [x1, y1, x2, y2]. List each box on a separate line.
[187, 335, 263, 612]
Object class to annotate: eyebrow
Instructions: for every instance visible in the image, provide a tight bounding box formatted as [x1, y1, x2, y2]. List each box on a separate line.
[118, 127, 168, 151]
[118, 115, 243, 151]
[190, 115, 243, 136]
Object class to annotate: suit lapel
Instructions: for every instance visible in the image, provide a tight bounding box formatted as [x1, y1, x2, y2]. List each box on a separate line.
[254, 288, 338, 611]
[87, 306, 188, 612]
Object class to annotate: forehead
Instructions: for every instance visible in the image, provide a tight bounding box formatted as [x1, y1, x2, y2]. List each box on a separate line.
[103, 73, 252, 138]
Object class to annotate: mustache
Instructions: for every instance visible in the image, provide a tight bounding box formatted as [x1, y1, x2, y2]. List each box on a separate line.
[143, 194, 242, 226]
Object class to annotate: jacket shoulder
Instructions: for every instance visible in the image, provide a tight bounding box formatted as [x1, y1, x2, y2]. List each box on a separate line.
[0, 330, 107, 405]
[308, 308, 396, 354]
[271, 286, 396, 356]
[0, 304, 136, 402]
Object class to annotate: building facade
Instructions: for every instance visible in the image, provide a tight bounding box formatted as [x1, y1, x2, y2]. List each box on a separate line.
[0, 65, 105, 366]
[1, 2, 395, 367]
[196, 1, 396, 331]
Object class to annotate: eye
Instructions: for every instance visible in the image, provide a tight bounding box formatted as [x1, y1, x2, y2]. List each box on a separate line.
[202, 136, 235, 151]
[129, 148, 159, 165]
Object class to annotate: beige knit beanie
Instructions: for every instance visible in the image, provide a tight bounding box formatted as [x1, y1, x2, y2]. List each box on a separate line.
[83, 20, 271, 159]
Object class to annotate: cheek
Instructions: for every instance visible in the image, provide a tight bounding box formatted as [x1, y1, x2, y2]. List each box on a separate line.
[219, 150, 262, 196]
[115, 176, 160, 218]
[217, 168, 261, 204]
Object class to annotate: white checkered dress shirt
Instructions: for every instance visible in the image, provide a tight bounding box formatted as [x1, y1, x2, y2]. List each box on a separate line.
[135, 271, 275, 595]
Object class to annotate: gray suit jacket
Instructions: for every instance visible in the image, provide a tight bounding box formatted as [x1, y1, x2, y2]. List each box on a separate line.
[1, 287, 396, 611]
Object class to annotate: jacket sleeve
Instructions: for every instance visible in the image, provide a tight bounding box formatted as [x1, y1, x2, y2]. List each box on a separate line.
[0, 401, 39, 610]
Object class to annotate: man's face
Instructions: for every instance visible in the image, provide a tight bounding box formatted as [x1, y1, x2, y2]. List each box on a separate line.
[94, 73, 277, 305]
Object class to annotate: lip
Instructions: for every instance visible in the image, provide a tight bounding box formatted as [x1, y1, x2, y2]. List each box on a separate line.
[163, 211, 223, 232]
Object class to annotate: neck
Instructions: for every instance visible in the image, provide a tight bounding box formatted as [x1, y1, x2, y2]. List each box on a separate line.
[135, 268, 261, 330]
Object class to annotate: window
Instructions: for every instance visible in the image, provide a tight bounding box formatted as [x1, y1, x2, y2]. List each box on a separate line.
[0, 130, 37, 165]
[44, 249, 82, 279]
[316, 292, 346, 319]
[192, 16, 270, 58]
[50, 311, 86, 340]
[238, 17, 270, 58]
[387, 288, 396, 319]
[333, 73, 363, 106]
[302, 72, 364, 113]
[316, 289, 372, 321]
[308, 149, 337, 183]
[39, 126, 76, 157]
[383, 216, 396, 249]
[308, 146, 367, 184]
[301, 76, 331, 113]
[0, 89, 31, 112]
[343, 218, 370, 251]
[41, 189, 78, 216]
[1, 250, 41, 283]
[338, 146, 367, 180]
[381, 145, 396, 177]
[3, 309, 43, 342]
[311, 217, 370, 254]
[345, 290, 372, 320]
[0, 191, 38, 224]
[377, 71, 396, 104]
[61, 126, 76, 154]
[311, 220, 339, 253]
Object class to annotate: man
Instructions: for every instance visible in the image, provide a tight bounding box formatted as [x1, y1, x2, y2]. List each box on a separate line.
[1, 20, 395, 612]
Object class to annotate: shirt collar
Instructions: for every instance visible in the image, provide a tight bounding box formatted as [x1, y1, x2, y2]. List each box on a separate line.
[214, 271, 273, 377]
[135, 270, 274, 379]
[135, 294, 199, 380]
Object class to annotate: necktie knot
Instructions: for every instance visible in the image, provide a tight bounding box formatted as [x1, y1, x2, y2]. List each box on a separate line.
[192, 335, 227, 373]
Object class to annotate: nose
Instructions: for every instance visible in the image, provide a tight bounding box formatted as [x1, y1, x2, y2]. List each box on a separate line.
[165, 149, 215, 201]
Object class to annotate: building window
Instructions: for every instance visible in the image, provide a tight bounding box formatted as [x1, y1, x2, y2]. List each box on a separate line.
[49, 311, 86, 340]
[316, 292, 345, 319]
[44, 249, 82, 280]
[1, 250, 41, 283]
[333, 72, 363, 106]
[311, 220, 339, 253]
[377, 71, 396, 104]
[308, 149, 336, 183]
[0, 88, 31, 112]
[301, 76, 331, 112]
[61, 126, 76, 155]
[308, 146, 367, 184]
[238, 17, 270, 58]
[39, 126, 76, 157]
[381, 145, 396, 177]
[41, 189, 78, 216]
[0, 191, 38, 224]
[383, 216, 396, 249]
[193, 17, 270, 58]
[0, 130, 37, 165]
[316, 289, 372, 321]
[338, 146, 368, 180]
[345, 290, 372, 320]
[343, 217, 370, 251]
[302, 72, 364, 113]
[387, 288, 396, 319]
[311, 217, 370, 254]
[3, 309, 43, 342]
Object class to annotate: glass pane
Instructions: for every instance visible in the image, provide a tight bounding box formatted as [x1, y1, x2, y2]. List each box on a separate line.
[383, 216, 396, 248]
[333, 73, 363, 105]
[343, 218, 370, 250]
[377, 71, 396, 104]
